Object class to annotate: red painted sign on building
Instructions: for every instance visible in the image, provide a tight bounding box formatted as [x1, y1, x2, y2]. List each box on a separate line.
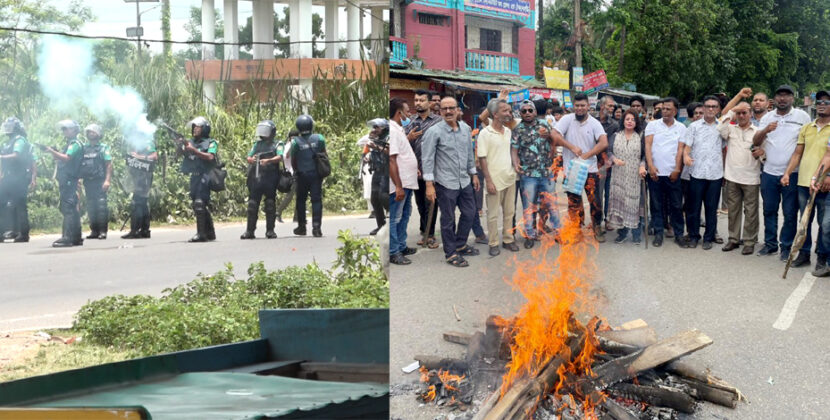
[583, 70, 609, 94]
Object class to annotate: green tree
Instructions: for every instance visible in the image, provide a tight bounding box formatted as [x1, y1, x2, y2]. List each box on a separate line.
[238, 6, 326, 58]
[180, 6, 224, 60]
[772, 0, 830, 93]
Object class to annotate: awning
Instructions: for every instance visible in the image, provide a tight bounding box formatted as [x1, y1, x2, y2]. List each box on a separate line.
[599, 87, 660, 101]
[431, 78, 513, 93]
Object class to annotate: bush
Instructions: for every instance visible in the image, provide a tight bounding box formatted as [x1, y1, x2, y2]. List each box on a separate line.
[72, 230, 388, 356]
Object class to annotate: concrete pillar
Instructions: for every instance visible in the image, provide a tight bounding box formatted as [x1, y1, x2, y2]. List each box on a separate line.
[223, 0, 239, 59]
[346, 2, 360, 59]
[204, 81, 217, 105]
[201, 0, 215, 59]
[370, 6, 384, 62]
[289, 0, 299, 56]
[289, 0, 313, 58]
[324, 0, 339, 59]
[252, 0, 274, 59]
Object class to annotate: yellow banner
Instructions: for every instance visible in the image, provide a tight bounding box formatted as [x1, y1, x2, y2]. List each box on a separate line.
[544, 67, 570, 90]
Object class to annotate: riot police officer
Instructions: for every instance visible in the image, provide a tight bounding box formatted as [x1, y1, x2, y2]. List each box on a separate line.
[121, 138, 158, 239]
[241, 120, 283, 239]
[0, 117, 35, 243]
[366, 118, 390, 235]
[79, 124, 112, 239]
[41, 120, 84, 247]
[180, 116, 219, 242]
[290, 115, 327, 237]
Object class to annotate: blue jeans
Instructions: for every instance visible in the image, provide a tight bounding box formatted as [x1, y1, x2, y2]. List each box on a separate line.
[519, 175, 561, 238]
[686, 177, 722, 242]
[472, 172, 485, 238]
[821, 194, 830, 261]
[797, 186, 827, 257]
[647, 176, 684, 238]
[389, 189, 413, 256]
[760, 172, 798, 250]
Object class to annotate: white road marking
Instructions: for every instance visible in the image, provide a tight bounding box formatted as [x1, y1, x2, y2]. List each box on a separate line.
[773, 273, 817, 330]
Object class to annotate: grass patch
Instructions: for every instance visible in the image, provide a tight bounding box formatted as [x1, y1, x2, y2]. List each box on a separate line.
[0, 340, 131, 382]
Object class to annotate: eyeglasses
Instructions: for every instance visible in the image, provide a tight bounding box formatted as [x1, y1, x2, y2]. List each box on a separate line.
[440, 107, 457, 112]
[704, 105, 720, 109]
[817, 99, 830, 106]
[520, 109, 535, 114]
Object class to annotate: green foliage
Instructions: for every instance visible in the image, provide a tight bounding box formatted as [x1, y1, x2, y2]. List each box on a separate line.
[72, 230, 388, 356]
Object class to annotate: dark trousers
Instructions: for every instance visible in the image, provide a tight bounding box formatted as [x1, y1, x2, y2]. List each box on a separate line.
[370, 172, 388, 229]
[760, 172, 798, 251]
[648, 176, 684, 237]
[0, 179, 29, 238]
[415, 178, 438, 236]
[603, 168, 612, 222]
[84, 177, 109, 233]
[566, 172, 601, 227]
[58, 179, 81, 242]
[797, 186, 827, 257]
[686, 177, 722, 242]
[296, 171, 323, 228]
[130, 195, 151, 233]
[436, 183, 476, 259]
[189, 173, 212, 204]
[276, 181, 296, 217]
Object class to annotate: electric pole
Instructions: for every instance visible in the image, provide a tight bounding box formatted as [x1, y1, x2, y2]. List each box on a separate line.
[574, 0, 582, 68]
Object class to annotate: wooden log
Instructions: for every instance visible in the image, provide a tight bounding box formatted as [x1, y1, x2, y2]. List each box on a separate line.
[596, 336, 640, 355]
[414, 355, 469, 372]
[665, 359, 746, 402]
[576, 329, 713, 395]
[470, 391, 500, 420]
[619, 319, 648, 330]
[600, 398, 640, 420]
[596, 327, 657, 348]
[607, 383, 696, 414]
[444, 331, 472, 346]
[674, 377, 738, 408]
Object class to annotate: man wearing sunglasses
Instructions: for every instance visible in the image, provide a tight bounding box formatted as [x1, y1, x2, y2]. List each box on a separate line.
[421, 96, 481, 267]
[785, 90, 830, 276]
[808, 90, 830, 276]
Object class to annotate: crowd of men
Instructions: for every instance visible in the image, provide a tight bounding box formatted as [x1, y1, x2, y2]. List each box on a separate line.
[0, 115, 333, 247]
[388, 85, 830, 278]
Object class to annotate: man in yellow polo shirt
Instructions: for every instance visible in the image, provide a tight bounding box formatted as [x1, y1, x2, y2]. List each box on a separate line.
[478, 98, 518, 256]
[806, 90, 830, 276]
[783, 89, 830, 274]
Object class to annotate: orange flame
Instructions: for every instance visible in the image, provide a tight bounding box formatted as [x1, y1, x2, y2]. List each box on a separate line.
[500, 213, 603, 415]
[422, 385, 437, 402]
[437, 369, 466, 392]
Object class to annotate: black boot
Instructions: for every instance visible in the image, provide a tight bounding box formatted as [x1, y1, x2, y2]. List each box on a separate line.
[241, 199, 258, 239]
[293, 225, 307, 236]
[122, 205, 140, 239]
[312, 223, 322, 238]
[189, 200, 208, 243]
[264, 198, 277, 239]
[205, 209, 216, 241]
[52, 237, 73, 247]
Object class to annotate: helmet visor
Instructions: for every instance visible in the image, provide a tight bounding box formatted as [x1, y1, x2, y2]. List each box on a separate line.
[1, 121, 16, 134]
[255, 123, 274, 137]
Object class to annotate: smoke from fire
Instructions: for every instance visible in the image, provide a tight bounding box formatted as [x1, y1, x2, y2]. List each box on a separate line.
[37, 36, 157, 148]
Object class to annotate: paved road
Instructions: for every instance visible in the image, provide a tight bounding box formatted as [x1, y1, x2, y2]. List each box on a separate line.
[390, 201, 830, 419]
[0, 215, 379, 332]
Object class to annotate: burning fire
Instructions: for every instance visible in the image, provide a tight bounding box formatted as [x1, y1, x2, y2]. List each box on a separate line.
[500, 215, 603, 414]
[419, 366, 467, 403]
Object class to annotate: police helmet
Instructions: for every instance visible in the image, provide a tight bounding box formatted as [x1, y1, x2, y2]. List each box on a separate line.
[1, 117, 24, 135]
[58, 119, 80, 135]
[255, 120, 277, 139]
[367, 118, 389, 138]
[85, 123, 103, 139]
[188, 116, 211, 137]
[295, 115, 314, 135]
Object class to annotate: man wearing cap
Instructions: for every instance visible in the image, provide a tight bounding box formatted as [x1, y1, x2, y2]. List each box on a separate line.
[806, 89, 830, 276]
[783, 89, 830, 275]
[79, 124, 112, 239]
[41, 120, 85, 247]
[754, 85, 811, 262]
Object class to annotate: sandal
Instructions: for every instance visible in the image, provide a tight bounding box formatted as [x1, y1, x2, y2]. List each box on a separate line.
[390, 254, 412, 265]
[457, 246, 480, 256]
[446, 254, 469, 267]
[427, 237, 440, 249]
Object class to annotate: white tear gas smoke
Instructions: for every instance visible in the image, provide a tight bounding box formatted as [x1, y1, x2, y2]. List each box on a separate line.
[37, 36, 156, 148]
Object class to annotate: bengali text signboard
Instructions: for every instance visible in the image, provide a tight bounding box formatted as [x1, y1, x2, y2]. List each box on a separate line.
[572, 67, 584, 92]
[465, 0, 531, 16]
[544, 67, 570, 90]
[583, 70, 609, 94]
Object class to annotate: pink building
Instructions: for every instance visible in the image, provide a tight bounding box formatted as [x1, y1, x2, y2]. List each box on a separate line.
[390, 0, 536, 78]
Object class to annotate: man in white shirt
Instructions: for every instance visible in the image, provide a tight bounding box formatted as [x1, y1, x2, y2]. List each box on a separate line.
[753, 85, 812, 262]
[719, 102, 761, 255]
[682, 95, 725, 250]
[478, 99, 519, 256]
[389, 98, 420, 265]
[552, 93, 608, 241]
[645, 97, 687, 248]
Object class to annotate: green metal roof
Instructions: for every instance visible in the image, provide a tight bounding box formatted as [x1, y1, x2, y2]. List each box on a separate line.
[34, 372, 388, 420]
[391, 67, 544, 88]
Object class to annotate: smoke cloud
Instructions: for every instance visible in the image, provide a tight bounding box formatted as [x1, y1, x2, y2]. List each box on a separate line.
[37, 36, 156, 148]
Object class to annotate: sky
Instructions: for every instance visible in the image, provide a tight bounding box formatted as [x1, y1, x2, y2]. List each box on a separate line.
[49, 0, 387, 54]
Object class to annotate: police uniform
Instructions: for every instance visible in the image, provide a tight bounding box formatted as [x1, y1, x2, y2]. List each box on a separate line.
[80, 132, 112, 239]
[291, 131, 326, 237]
[55, 127, 84, 247]
[181, 119, 218, 242]
[122, 141, 157, 238]
[0, 121, 34, 242]
[242, 122, 280, 239]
